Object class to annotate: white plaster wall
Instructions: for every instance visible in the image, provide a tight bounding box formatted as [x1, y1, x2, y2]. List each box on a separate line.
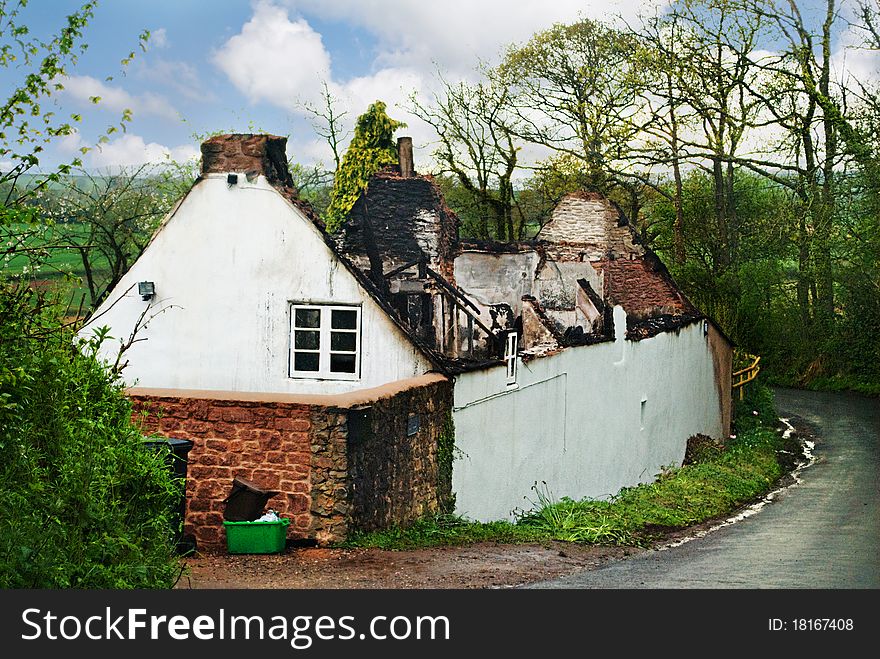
[454, 251, 539, 316]
[81, 174, 432, 395]
[534, 260, 602, 310]
[451, 307, 725, 521]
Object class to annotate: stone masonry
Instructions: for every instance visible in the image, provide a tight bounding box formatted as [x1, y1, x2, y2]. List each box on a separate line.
[346, 377, 453, 532]
[538, 192, 644, 262]
[130, 395, 314, 551]
[129, 374, 453, 551]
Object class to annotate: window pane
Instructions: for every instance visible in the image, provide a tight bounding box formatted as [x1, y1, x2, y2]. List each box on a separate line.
[295, 308, 320, 328]
[294, 330, 320, 350]
[331, 309, 357, 329]
[330, 353, 356, 373]
[330, 331, 356, 352]
[294, 352, 320, 372]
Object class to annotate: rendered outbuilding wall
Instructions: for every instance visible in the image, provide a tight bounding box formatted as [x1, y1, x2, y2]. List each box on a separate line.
[451, 306, 731, 522]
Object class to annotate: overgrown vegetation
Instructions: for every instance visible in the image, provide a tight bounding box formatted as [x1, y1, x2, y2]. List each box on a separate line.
[341, 383, 791, 550]
[413, 0, 880, 394]
[0, 297, 183, 588]
[0, 1, 182, 588]
[324, 101, 406, 233]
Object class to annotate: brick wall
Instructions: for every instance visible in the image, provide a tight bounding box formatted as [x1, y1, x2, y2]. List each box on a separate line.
[130, 395, 314, 551]
[129, 374, 453, 551]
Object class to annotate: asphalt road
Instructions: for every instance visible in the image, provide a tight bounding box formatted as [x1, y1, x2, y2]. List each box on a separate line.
[526, 387, 880, 589]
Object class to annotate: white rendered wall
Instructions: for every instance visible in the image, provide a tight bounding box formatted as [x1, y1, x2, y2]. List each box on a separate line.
[451, 306, 725, 521]
[82, 174, 432, 395]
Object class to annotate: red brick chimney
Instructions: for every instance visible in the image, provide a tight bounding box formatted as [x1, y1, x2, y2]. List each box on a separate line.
[200, 134, 293, 187]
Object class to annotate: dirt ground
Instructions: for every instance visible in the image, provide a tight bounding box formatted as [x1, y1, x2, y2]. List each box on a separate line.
[176, 542, 638, 590]
[175, 511, 777, 590]
[176, 420, 811, 590]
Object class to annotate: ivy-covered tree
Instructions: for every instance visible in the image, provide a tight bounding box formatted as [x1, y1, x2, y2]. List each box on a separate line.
[324, 100, 406, 233]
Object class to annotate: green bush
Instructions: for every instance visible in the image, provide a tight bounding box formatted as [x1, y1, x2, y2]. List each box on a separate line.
[0, 292, 182, 588]
[734, 381, 777, 433]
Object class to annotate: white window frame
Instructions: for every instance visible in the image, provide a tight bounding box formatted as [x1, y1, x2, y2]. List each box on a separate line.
[289, 303, 362, 380]
[504, 331, 518, 386]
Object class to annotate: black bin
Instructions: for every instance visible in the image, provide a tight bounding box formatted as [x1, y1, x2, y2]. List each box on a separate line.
[142, 437, 195, 554]
[223, 477, 279, 521]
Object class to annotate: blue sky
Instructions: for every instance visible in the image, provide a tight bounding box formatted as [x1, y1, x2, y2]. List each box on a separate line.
[4, 0, 651, 172]
[3, 0, 876, 174]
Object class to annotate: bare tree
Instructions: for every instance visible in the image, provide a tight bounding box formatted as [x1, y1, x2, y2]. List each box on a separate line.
[38, 164, 185, 308]
[300, 81, 351, 173]
[412, 72, 521, 240]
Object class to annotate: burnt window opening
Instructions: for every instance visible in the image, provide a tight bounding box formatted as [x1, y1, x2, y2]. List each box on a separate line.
[505, 331, 518, 386]
[289, 303, 361, 380]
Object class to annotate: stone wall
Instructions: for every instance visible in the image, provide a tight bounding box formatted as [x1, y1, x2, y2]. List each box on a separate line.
[537, 192, 643, 261]
[129, 374, 453, 550]
[346, 378, 453, 532]
[130, 395, 314, 550]
[307, 406, 349, 545]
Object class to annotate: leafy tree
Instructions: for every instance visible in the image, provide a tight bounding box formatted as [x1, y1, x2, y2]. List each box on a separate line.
[0, 1, 182, 588]
[324, 100, 406, 233]
[0, 300, 182, 588]
[498, 18, 647, 196]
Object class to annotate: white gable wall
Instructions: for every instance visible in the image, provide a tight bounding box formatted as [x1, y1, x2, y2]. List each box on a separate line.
[451, 307, 726, 521]
[83, 174, 432, 394]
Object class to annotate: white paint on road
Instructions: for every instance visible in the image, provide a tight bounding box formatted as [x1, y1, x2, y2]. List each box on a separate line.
[657, 417, 818, 551]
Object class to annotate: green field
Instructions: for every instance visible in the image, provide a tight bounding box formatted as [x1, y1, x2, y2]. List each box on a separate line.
[3, 222, 109, 307]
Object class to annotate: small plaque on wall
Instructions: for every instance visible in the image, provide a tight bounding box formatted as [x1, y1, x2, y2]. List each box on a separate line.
[407, 413, 421, 436]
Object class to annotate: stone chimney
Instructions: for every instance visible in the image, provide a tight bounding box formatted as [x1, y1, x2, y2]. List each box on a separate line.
[397, 136, 414, 178]
[200, 134, 293, 187]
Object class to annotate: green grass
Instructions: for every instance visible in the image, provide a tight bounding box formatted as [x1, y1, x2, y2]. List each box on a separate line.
[341, 385, 790, 551]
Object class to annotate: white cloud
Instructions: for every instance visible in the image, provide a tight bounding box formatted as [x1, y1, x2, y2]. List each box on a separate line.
[62, 75, 180, 121]
[214, 0, 663, 171]
[86, 134, 199, 168]
[211, 1, 332, 111]
[832, 21, 880, 90]
[139, 58, 214, 103]
[56, 129, 84, 155]
[283, 0, 654, 77]
[150, 28, 169, 49]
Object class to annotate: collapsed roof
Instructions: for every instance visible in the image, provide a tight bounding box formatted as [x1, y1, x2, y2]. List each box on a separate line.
[201, 134, 723, 372]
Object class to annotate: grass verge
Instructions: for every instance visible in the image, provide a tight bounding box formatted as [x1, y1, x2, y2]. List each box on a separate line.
[340, 383, 795, 551]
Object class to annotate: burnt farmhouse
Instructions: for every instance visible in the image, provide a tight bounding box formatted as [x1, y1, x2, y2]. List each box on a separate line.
[84, 134, 732, 549]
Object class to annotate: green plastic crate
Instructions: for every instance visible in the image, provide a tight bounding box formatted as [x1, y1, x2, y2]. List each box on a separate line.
[223, 518, 290, 554]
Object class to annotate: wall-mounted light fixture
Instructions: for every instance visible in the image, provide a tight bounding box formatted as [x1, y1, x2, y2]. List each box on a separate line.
[227, 173, 238, 186]
[703, 319, 709, 336]
[138, 281, 155, 301]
